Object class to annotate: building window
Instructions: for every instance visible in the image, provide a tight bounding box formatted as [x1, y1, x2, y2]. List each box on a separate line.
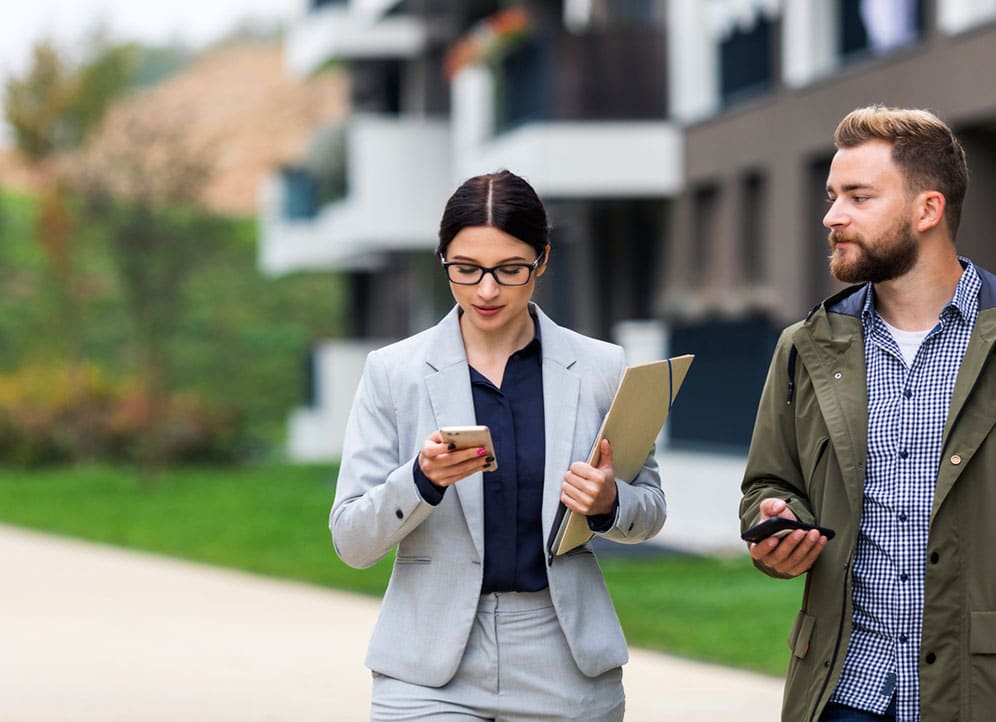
[496, 34, 553, 130]
[806, 155, 840, 307]
[741, 171, 766, 285]
[719, 12, 777, 104]
[692, 184, 719, 283]
[281, 167, 319, 220]
[840, 0, 924, 61]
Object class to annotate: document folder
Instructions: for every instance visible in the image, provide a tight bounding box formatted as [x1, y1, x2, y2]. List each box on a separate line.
[546, 354, 694, 561]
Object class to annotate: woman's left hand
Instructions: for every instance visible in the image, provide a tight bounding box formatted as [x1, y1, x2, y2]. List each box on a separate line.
[561, 438, 618, 516]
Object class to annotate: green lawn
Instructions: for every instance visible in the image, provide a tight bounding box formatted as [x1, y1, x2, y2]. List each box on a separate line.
[0, 464, 802, 675]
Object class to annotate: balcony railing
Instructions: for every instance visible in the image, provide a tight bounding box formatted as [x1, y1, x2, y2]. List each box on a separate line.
[494, 27, 668, 133]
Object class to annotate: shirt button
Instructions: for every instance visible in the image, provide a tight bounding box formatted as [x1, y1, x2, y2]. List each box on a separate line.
[899, 634, 908, 643]
[950, 454, 962, 465]
[903, 389, 912, 399]
[899, 450, 909, 459]
[900, 573, 909, 582]
[898, 512, 908, 522]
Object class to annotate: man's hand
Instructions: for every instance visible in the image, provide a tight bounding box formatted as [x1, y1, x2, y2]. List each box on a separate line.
[561, 438, 618, 516]
[749, 498, 828, 578]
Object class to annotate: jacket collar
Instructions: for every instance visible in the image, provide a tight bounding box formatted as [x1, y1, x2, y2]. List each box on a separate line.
[423, 303, 576, 372]
[820, 257, 996, 320]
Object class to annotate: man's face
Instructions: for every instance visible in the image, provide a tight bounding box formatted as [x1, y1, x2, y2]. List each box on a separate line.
[823, 139, 918, 284]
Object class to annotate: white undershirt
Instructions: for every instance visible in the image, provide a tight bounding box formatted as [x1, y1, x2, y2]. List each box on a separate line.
[880, 318, 932, 368]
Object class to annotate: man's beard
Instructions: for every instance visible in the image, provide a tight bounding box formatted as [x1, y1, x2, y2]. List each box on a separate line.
[827, 217, 918, 284]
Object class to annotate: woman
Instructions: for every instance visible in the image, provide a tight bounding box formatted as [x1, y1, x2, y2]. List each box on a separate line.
[331, 170, 666, 721]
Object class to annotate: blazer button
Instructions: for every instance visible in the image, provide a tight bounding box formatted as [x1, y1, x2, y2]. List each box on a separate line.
[950, 454, 962, 465]
[925, 652, 936, 664]
[395, 509, 404, 519]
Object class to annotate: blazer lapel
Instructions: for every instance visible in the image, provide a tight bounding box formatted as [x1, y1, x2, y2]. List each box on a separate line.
[535, 308, 581, 536]
[424, 307, 486, 561]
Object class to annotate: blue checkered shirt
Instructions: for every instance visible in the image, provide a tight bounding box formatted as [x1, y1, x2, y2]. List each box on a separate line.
[830, 260, 981, 721]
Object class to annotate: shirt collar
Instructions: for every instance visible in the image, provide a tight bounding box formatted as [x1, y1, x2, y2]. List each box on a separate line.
[860, 257, 981, 332]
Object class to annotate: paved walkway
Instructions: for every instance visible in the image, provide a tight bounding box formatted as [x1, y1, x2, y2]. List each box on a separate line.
[1, 524, 784, 721]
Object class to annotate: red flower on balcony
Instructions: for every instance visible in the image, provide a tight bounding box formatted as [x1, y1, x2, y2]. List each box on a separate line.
[443, 7, 533, 80]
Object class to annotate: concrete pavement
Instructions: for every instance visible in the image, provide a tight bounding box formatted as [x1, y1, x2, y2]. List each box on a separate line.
[1, 523, 784, 721]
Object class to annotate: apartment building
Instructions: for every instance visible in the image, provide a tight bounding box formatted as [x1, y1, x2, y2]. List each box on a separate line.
[667, 0, 996, 320]
[260, 0, 683, 459]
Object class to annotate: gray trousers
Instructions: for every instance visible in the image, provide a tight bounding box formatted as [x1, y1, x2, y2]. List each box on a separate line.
[371, 588, 625, 721]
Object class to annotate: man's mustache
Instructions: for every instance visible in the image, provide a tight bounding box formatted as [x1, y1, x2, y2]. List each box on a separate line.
[828, 230, 862, 248]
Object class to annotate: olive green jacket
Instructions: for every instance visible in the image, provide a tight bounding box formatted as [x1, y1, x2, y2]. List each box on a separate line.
[740, 265, 996, 722]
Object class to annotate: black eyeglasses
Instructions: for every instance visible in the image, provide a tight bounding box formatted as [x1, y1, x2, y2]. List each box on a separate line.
[440, 251, 546, 286]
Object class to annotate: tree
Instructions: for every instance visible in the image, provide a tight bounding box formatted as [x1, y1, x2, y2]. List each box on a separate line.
[3, 42, 76, 160]
[3, 38, 137, 161]
[71, 111, 218, 475]
[3, 38, 140, 372]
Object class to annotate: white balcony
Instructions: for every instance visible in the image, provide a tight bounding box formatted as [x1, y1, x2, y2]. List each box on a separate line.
[286, 3, 427, 76]
[458, 121, 683, 199]
[451, 66, 683, 199]
[286, 338, 387, 461]
[260, 114, 451, 274]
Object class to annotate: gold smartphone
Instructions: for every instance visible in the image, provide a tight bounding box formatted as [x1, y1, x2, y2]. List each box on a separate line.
[439, 425, 497, 472]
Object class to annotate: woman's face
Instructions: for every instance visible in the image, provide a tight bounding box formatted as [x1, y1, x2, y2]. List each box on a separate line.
[443, 225, 547, 338]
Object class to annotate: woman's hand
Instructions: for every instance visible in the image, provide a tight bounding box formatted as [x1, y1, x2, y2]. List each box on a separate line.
[418, 430, 492, 487]
[561, 438, 618, 516]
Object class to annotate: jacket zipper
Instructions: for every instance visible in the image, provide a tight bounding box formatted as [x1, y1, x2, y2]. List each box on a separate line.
[808, 553, 852, 722]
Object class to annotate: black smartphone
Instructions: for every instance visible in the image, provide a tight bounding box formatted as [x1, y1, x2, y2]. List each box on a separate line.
[741, 517, 836, 544]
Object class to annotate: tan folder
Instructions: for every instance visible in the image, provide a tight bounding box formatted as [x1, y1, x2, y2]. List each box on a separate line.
[546, 354, 694, 560]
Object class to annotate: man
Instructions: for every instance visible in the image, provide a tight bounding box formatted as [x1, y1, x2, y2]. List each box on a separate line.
[740, 105, 996, 722]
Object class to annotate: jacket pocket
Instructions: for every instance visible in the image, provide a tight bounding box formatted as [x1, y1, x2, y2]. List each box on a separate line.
[788, 611, 816, 659]
[970, 611, 996, 653]
[395, 555, 431, 565]
[804, 435, 831, 485]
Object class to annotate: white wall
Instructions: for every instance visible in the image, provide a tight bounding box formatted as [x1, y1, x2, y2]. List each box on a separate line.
[287, 339, 386, 461]
[259, 115, 451, 274]
[938, 0, 996, 34]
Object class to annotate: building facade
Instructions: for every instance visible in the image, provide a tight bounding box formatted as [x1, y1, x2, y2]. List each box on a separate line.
[261, 0, 996, 461]
[261, 0, 683, 459]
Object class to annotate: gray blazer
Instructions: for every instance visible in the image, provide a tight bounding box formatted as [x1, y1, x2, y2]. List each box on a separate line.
[330, 304, 666, 687]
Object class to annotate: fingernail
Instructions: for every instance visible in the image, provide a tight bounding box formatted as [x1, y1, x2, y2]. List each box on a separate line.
[447, 443, 456, 451]
[476, 447, 487, 456]
[485, 456, 494, 463]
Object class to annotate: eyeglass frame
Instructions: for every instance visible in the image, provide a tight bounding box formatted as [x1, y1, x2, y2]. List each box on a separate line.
[439, 250, 547, 286]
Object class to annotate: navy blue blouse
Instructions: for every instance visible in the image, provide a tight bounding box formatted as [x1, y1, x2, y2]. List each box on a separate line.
[414, 321, 616, 592]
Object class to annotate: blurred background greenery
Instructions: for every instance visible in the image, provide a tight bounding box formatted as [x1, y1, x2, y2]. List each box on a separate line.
[0, 35, 345, 468]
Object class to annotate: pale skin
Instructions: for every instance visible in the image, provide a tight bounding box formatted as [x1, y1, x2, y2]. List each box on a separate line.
[751, 138, 964, 577]
[418, 225, 618, 516]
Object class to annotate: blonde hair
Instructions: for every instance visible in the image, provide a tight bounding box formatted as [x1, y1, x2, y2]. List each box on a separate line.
[834, 105, 968, 237]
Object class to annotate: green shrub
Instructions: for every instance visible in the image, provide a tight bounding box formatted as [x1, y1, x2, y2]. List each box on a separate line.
[0, 365, 243, 465]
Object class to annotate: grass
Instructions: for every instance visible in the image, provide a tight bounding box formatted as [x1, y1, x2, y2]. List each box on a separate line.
[602, 554, 800, 674]
[0, 464, 802, 675]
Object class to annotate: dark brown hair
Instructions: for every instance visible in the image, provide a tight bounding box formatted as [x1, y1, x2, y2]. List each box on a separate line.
[437, 170, 549, 258]
[834, 105, 968, 237]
